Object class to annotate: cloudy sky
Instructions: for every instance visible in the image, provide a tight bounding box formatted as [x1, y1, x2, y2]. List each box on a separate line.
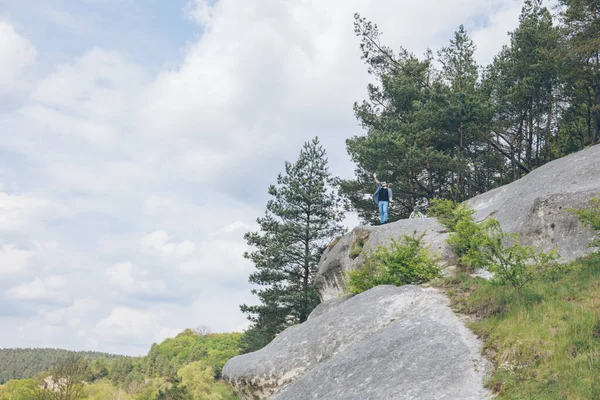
[0, 0, 525, 355]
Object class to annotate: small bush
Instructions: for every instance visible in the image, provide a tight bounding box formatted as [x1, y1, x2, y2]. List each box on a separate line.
[349, 230, 370, 259]
[569, 196, 600, 251]
[347, 232, 441, 294]
[485, 224, 560, 305]
[430, 198, 494, 271]
[429, 198, 474, 232]
[433, 199, 563, 301]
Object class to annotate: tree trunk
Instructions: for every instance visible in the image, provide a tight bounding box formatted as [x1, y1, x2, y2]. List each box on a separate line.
[300, 212, 311, 323]
[527, 109, 533, 168]
[546, 97, 553, 161]
[594, 85, 600, 143]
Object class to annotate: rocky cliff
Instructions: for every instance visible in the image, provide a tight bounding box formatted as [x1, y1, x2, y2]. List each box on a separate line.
[224, 144, 600, 400]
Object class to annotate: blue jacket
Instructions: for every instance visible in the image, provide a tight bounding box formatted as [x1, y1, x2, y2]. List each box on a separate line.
[373, 183, 392, 204]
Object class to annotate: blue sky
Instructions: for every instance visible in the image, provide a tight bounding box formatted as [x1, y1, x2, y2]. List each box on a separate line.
[0, 0, 525, 355]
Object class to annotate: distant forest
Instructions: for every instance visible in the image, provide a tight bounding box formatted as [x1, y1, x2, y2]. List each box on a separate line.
[0, 348, 124, 384]
[0, 330, 241, 399]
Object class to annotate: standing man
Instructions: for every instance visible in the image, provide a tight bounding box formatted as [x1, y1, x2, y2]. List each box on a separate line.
[373, 173, 392, 224]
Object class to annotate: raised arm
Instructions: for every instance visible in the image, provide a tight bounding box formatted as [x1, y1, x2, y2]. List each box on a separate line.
[372, 172, 380, 184]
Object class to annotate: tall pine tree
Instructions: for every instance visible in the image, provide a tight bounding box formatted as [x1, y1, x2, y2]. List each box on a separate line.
[557, 0, 600, 147]
[240, 137, 345, 352]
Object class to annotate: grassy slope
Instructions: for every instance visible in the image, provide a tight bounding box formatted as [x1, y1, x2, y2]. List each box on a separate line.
[440, 255, 600, 399]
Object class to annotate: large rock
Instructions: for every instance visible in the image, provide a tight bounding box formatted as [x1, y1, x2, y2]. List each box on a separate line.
[223, 285, 491, 400]
[315, 218, 455, 302]
[224, 145, 600, 400]
[466, 143, 600, 261]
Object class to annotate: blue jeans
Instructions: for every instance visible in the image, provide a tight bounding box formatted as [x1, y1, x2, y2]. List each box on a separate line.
[378, 201, 389, 224]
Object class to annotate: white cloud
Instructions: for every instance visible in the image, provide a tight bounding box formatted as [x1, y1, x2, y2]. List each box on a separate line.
[42, 298, 97, 326]
[6, 276, 69, 302]
[0, 244, 32, 276]
[140, 231, 196, 259]
[96, 306, 179, 343]
[177, 238, 251, 276]
[0, 0, 527, 355]
[105, 262, 166, 296]
[0, 192, 62, 232]
[0, 20, 36, 93]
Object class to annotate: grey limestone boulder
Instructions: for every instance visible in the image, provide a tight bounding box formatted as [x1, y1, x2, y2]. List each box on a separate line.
[223, 285, 490, 400]
[223, 145, 600, 400]
[315, 218, 455, 302]
[223, 285, 491, 400]
[466, 143, 600, 261]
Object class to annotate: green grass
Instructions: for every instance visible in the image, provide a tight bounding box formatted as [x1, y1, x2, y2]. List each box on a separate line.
[439, 256, 600, 399]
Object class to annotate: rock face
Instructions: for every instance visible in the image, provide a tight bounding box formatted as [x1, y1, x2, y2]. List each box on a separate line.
[466, 143, 600, 261]
[223, 144, 600, 399]
[316, 218, 455, 302]
[224, 285, 491, 400]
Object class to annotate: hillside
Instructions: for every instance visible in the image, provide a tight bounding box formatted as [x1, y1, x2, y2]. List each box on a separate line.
[0, 330, 242, 400]
[0, 349, 124, 384]
[224, 144, 600, 399]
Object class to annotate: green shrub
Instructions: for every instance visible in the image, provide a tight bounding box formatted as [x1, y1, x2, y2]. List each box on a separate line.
[429, 198, 474, 231]
[569, 196, 600, 251]
[485, 224, 560, 305]
[433, 199, 563, 301]
[430, 198, 494, 271]
[347, 232, 441, 294]
[448, 216, 499, 272]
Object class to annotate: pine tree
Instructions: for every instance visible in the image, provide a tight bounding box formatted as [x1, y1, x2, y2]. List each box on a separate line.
[557, 0, 600, 146]
[240, 137, 345, 352]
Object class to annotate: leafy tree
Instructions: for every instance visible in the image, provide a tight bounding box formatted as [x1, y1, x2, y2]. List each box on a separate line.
[155, 376, 192, 400]
[241, 137, 345, 351]
[37, 355, 88, 400]
[177, 362, 220, 400]
[0, 379, 38, 400]
[0, 349, 122, 384]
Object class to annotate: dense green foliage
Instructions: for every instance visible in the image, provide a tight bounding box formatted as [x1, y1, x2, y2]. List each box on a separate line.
[485, 225, 561, 303]
[0, 331, 241, 400]
[429, 198, 495, 271]
[141, 330, 242, 379]
[0, 379, 38, 400]
[241, 137, 345, 352]
[0, 349, 123, 384]
[343, 1, 600, 224]
[347, 232, 441, 294]
[432, 199, 561, 300]
[441, 255, 600, 398]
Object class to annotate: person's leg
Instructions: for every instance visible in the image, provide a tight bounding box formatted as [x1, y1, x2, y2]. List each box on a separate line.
[382, 201, 389, 223]
[379, 201, 385, 224]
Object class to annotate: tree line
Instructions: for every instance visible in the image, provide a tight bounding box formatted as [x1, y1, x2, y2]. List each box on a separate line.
[0, 349, 122, 384]
[342, 0, 600, 224]
[0, 330, 241, 400]
[240, 0, 600, 351]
